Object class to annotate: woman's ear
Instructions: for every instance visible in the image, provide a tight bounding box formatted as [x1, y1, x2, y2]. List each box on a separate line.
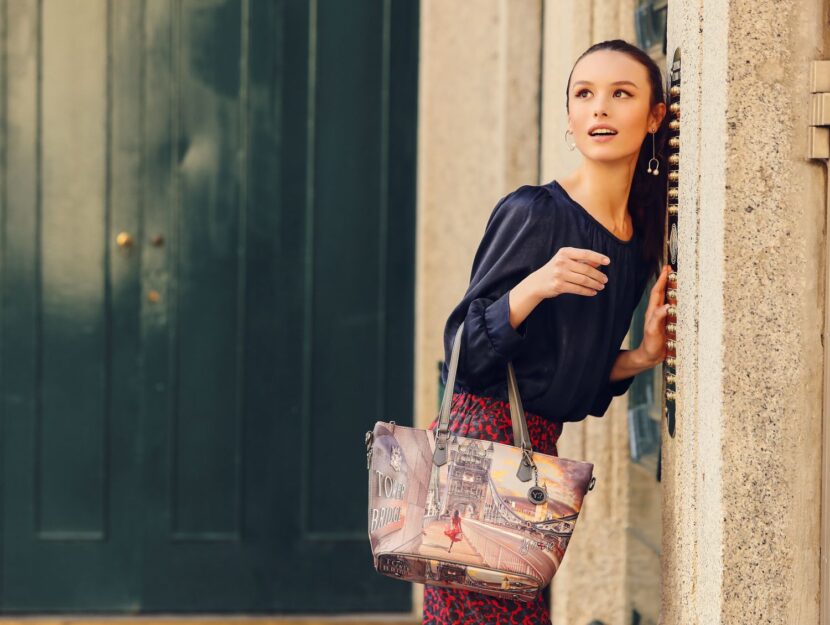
[651, 102, 667, 129]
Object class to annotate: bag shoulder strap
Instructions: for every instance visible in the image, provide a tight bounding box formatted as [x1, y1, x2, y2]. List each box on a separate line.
[433, 320, 535, 482]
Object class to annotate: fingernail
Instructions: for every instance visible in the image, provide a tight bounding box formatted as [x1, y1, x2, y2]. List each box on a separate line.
[604, 257, 611, 264]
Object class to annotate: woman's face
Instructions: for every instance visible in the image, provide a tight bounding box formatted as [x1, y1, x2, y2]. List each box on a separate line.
[567, 50, 661, 163]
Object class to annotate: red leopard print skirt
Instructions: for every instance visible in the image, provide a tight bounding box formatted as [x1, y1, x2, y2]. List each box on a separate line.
[423, 391, 564, 625]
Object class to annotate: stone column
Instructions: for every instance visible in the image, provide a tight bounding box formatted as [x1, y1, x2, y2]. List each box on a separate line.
[414, 0, 543, 616]
[661, 0, 824, 623]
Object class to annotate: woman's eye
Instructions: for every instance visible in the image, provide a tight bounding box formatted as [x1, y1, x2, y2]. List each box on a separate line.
[575, 89, 631, 98]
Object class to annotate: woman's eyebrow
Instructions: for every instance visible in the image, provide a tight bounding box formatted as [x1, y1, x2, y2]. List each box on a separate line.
[572, 80, 639, 88]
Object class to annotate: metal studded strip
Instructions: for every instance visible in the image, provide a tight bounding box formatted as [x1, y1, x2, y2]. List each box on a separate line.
[664, 47, 681, 438]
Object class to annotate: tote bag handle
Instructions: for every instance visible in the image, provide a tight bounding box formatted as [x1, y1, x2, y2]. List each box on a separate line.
[432, 321, 537, 482]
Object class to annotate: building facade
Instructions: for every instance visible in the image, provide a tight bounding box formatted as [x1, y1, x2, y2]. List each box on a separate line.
[415, 1, 826, 624]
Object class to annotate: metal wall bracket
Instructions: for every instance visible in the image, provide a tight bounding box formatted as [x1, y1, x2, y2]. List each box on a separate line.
[808, 61, 830, 159]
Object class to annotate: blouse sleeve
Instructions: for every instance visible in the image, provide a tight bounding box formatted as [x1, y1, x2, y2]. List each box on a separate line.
[443, 186, 552, 394]
[587, 348, 636, 417]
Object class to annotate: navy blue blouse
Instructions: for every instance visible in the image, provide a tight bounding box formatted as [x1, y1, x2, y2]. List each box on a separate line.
[441, 179, 653, 424]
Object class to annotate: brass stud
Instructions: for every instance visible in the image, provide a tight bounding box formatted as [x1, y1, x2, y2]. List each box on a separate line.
[669, 137, 680, 148]
[668, 171, 679, 181]
[666, 289, 677, 301]
[666, 356, 676, 368]
[668, 188, 679, 199]
[671, 102, 680, 115]
[667, 339, 676, 352]
[669, 154, 680, 165]
[666, 372, 676, 385]
[668, 204, 678, 215]
[670, 85, 680, 97]
[667, 305, 677, 317]
[669, 119, 680, 131]
[667, 322, 676, 334]
[666, 389, 676, 402]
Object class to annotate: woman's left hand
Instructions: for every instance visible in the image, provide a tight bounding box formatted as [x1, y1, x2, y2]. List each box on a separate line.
[637, 264, 672, 367]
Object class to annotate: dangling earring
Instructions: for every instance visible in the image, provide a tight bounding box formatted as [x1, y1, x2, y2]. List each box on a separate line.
[564, 129, 576, 151]
[646, 128, 660, 175]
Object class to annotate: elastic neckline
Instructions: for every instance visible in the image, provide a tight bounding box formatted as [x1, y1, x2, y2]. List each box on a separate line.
[550, 180, 637, 246]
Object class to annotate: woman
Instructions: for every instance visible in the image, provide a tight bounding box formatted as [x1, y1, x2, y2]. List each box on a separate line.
[444, 510, 463, 552]
[424, 39, 671, 625]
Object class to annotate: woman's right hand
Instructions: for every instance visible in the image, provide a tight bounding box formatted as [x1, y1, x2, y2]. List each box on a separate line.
[531, 246, 610, 299]
[506, 247, 611, 331]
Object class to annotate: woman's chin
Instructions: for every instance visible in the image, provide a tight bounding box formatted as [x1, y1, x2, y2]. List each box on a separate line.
[580, 146, 637, 163]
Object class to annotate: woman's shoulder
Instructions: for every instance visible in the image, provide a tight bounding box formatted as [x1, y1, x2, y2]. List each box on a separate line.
[497, 181, 560, 208]
[487, 181, 561, 229]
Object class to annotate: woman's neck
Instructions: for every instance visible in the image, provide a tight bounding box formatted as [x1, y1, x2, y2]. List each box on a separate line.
[558, 164, 635, 239]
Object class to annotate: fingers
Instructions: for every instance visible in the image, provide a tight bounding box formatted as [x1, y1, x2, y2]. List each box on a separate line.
[654, 302, 671, 323]
[647, 264, 670, 310]
[565, 259, 608, 291]
[568, 284, 602, 297]
[646, 302, 672, 331]
[553, 271, 601, 297]
[564, 247, 610, 268]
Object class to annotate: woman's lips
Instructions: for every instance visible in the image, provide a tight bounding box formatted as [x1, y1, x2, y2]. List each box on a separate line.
[589, 132, 618, 142]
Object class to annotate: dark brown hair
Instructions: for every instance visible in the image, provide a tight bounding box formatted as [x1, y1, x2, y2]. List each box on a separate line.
[565, 39, 668, 283]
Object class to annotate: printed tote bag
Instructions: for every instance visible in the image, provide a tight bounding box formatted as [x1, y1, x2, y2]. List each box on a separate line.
[365, 320, 597, 602]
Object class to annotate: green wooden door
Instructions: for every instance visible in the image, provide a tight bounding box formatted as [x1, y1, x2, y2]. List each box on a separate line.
[0, 0, 417, 613]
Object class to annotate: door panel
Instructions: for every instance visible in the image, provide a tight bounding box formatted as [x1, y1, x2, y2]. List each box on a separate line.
[0, 0, 418, 613]
[139, 0, 265, 610]
[1, 0, 141, 610]
[274, 0, 418, 611]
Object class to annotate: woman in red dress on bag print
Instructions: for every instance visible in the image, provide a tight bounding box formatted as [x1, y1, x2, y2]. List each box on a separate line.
[444, 510, 463, 552]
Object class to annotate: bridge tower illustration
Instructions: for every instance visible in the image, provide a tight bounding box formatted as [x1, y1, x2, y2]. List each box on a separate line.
[442, 437, 493, 520]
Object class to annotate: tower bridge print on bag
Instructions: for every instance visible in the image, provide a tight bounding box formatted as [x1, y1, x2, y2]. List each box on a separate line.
[366, 421, 593, 602]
